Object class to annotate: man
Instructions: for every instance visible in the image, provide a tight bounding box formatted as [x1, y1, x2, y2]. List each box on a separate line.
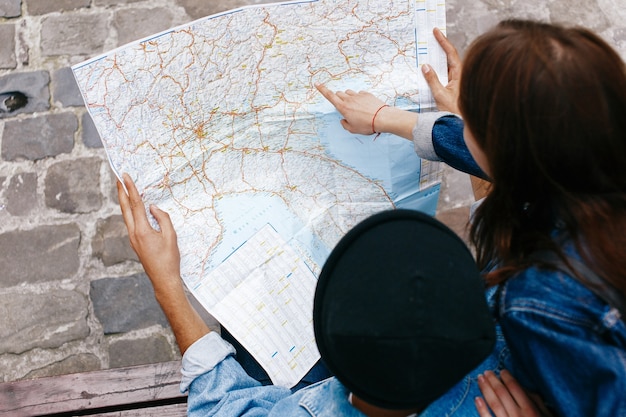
[118, 173, 498, 416]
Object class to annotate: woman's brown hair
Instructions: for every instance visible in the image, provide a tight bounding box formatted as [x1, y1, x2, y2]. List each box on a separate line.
[459, 20, 626, 294]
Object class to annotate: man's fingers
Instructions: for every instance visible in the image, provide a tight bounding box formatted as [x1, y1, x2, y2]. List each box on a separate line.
[117, 178, 135, 233]
[150, 204, 176, 240]
[122, 173, 153, 232]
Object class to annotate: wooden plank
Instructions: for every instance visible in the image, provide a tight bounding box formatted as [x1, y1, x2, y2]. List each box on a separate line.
[92, 402, 188, 416]
[0, 361, 187, 416]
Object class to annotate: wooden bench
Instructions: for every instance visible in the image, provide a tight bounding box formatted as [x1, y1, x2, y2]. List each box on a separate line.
[0, 360, 187, 416]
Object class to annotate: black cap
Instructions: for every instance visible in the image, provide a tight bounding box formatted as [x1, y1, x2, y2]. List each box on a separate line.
[313, 209, 495, 410]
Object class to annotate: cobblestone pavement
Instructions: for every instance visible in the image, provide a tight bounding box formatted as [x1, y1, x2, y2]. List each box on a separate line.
[0, 0, 624, 382]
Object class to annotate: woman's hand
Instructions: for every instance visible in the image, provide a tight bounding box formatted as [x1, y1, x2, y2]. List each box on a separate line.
[421, 27, 462, 114]
[117, 173, 183, 298]
[315, 84, 418, 141]
[315, 84, 388, 135]
[475, 370, 542, 417]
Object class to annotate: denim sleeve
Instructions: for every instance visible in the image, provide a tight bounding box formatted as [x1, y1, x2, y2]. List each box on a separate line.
[412, 112, 488, 180]
[498, 274, 626, 417]
[181, 332, 292, 417]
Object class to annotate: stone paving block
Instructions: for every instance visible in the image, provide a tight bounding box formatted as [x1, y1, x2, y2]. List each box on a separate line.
[16, 20, 29, 66]
[92, 214, 138, 266]
[0, 290, 89, 354]
[0, 223, 80, 287]
[0, 0, 21, 17]
[548, 0, 609, 32]
[175, 0, 279, 20]
[2, 113, 76, 161]
[41, 13, 108, 56]
[26, 0, 90, 15]
[82, 111, 103, 148]
[0, 176, 6, 208]
[24, 353, 101, 379]
[94, 0, 143, 6]
[435, 205, 471, 246]
[90, 273, 169, 334]
[0, 24, 16, 69]
[0, 70, 50, 119]
[113, 7, 175, 46]
[52, 67, 84, 107]
[5, 171, 37, 216]
[109, 334, 178, 368]
[44, 157, 103, 213]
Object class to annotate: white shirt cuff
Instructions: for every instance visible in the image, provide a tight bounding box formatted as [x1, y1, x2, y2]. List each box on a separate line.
[180, 332, 237, 393]
[412, 111, 455, 161]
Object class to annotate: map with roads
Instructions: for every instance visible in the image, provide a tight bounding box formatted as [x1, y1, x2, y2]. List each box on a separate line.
[73, 0, 447, 387]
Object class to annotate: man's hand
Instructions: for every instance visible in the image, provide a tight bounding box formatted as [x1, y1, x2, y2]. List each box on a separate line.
[475, 370, 542, 417]
[118, 173, 183, 298]
[421, 27, 462, 114]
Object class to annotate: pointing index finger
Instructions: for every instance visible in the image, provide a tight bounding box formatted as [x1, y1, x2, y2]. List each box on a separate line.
[315, 83, 341, 106]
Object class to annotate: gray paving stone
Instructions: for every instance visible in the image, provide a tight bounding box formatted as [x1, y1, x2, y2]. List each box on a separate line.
[435, 205, 471, 245]
[175, 0, 280, 20]
[548, 0, 608, 32]
[113, 7, 175, 46]
[0, 223, 80, 288]
[0, 290, 89, 354]
[24, 354, 101, 379]
[5, 171, 37, 216]
[2, 113, 76, 161]
[52, 67, 84, 107]
[94, 0, 143, 6]
[0, 0, 21, 17]
[41, 13, 108, 56]
[90, 273, 169, 334]
[82, 111, 103, 148]
[92, 215, 138, 266]
[44, 157, 103, 213]
[26, 0, 90, 15]
[109, 334, 178, 368]
[0, 70, 50, 119]
[0, 24, 16, 69]
[108, 168, 121, 204]
[16, 20, 29, 66]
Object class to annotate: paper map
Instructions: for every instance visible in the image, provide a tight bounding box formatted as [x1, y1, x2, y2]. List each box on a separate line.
[73, 0, 447, 387]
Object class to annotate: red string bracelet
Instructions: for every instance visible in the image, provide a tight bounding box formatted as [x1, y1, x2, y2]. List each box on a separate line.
[371, 104, 389, 140]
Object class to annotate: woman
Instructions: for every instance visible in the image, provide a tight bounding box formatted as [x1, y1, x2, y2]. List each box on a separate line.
[317, 20, 626, 417]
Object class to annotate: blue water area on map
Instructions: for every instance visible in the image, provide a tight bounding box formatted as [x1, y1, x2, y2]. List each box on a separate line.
[213, 193, 329, 270]
[315, 111, 439, 214]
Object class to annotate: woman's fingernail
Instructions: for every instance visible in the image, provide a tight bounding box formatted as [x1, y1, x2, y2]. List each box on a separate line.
[422, 64, 431, 74]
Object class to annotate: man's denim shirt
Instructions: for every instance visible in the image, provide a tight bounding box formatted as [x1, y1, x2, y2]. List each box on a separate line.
[420, 113, 626, 417]
[181, 332, 370, 417]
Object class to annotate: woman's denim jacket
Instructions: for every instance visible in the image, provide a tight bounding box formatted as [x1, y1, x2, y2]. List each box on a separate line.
[418, 113, 626, 417]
